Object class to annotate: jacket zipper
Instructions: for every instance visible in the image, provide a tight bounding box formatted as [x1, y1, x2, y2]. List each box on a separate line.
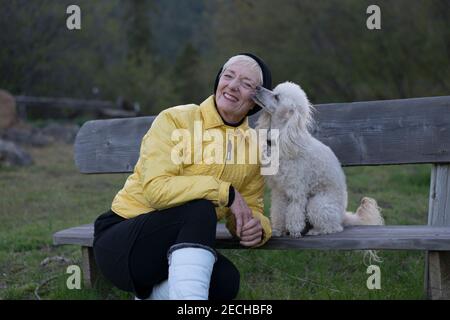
[218, 132, 231, 179]
[226, 135, 232, 161]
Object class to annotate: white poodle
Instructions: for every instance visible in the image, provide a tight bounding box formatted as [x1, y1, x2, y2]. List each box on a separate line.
[253, 82, 384, 238]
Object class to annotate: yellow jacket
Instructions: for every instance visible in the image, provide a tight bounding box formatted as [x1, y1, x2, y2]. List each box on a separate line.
[111, 95, 272, 247]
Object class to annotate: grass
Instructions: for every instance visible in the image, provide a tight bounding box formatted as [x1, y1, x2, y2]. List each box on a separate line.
[0, 142, 431, 299]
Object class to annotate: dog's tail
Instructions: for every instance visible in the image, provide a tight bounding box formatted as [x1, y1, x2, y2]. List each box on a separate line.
[343, 197, 384, 227]
[343, 197, 385, 265]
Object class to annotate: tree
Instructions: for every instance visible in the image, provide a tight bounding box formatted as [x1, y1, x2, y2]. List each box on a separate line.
[172, 43, 205, 105]
[122, 0, 154, 65]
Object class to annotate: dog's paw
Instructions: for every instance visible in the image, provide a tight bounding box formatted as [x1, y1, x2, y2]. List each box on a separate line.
[286, 222, 305, 238]
[272, 229, 283, 237]
[288, 230, 303, 238]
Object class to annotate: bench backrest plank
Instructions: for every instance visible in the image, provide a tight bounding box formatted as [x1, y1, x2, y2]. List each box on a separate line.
[74, 96, 450, 174]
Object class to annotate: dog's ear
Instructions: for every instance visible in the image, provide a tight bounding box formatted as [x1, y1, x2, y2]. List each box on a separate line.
[305, 102, 315, 131]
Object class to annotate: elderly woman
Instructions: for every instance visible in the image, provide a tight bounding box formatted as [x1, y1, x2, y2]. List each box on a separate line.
[93, 53, 272, 300]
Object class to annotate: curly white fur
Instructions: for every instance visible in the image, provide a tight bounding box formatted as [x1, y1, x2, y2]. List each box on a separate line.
[254, 82, 384, 238]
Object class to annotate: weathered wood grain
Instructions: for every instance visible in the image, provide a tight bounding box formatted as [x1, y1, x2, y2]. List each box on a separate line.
[81, 247, 97, 289]
[74, 96, 450, 173]
[425, 164, 450, 299]
[53, 223, 450, 251]
[75, 116, 155, 173]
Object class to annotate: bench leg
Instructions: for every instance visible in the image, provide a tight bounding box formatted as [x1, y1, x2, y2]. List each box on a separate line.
[81, 246, 98, 289]
[425, 251, 450, 299]
[426, 165, 450, 299]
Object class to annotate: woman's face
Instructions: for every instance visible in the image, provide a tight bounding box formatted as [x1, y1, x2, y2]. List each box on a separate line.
[215, 62, 260, 123]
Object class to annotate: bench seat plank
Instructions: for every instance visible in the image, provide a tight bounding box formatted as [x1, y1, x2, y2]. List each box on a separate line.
[53, 224, 450, 251]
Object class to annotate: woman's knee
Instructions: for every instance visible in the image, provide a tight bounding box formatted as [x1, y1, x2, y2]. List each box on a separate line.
[209, 255, 240, 300]
[171, 199, 218, 247]
[184, 199, 217, 225]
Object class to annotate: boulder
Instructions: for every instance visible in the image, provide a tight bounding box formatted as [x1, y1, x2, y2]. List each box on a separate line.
[1, 126, 53, 147]
[0, 138, 33, 166]
[41, 123, 79, 144]
[0, 90, 17, 129]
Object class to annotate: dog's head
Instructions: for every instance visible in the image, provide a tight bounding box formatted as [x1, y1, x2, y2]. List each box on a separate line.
[253, 81, 313, 132]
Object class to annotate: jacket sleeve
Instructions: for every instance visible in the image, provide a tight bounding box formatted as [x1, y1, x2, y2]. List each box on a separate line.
[138, 111, 231, 210]
[225, 170, 272, 248]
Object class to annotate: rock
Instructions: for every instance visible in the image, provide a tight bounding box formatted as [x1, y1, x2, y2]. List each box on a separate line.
[0, 90, 17, 129]
[0, 138, 33, 166]
[41, 123, 79, 144]
[1, 126, 53, 147]
[0, 122, 79, 147]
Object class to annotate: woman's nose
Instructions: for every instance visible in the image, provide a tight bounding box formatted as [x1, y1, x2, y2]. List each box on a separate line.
[228, 78, 240, 90]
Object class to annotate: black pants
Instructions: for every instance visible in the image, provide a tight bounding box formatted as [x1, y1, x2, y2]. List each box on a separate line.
[93, 199, 240, 300]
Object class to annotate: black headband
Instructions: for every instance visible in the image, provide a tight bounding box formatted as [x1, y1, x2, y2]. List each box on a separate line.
[213, 53, 272, 116]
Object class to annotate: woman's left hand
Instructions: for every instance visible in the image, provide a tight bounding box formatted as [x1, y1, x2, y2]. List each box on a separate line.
[239, 218, 263, 247]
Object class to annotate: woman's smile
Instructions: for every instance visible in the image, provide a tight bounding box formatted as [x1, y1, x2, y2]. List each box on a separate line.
[223, 92, 239, 102]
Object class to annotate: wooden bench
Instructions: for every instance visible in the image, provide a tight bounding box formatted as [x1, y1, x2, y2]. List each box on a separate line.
[53, 95, 450, 299]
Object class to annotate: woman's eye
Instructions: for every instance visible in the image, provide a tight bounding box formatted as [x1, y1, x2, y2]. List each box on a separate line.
[243, 83, 253, 89]
[223, 74, 233, 79]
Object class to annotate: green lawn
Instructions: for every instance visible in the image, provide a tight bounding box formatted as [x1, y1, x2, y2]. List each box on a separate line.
[0, 142, 431, 299]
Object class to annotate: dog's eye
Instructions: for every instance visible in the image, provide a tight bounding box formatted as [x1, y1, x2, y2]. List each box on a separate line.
[274, 94, 280, 101]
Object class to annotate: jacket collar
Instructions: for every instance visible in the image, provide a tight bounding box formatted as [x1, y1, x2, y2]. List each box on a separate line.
[200, 95, 250, 130]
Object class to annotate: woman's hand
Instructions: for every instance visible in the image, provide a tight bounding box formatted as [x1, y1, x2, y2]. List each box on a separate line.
[229, 189, 263, 247]
[229, 189, 253, 238]
[240, 218, 263, 247]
